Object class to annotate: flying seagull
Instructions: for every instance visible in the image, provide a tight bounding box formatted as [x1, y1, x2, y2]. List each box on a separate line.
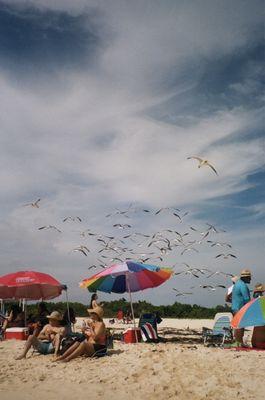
[215, 253, 237, 259]
[63, 216, 82, 222]
[72, 246, 90, 256]
[38, 225, 61, 233]
[187, 157, 218, 175]
[113, 223, 132, 229]
[23, 198, 41, 208]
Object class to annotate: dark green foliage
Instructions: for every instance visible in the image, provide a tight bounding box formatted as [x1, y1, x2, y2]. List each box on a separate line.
[3, 299, 230, 319]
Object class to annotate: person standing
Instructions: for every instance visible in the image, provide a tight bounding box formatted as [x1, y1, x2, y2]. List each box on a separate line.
[231, 269, 251, 346]
[89, 293, 103, 309]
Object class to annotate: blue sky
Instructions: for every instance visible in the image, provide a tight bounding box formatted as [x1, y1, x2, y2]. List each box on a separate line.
[0, 0, 264, 307]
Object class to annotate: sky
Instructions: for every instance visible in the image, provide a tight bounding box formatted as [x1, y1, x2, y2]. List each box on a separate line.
[0, 0, 264, 307]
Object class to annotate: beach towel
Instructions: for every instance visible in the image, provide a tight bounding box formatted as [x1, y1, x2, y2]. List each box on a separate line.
[141, 322, 158, 342]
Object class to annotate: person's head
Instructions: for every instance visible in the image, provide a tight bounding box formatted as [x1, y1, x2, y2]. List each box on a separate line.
[9, 304, 22, 320]
[46, 311, 63, 326]
[240, 269, 252, 284]
[253, 283, 264, 298]
[87, 306, 103, 322]
[90, 293, 98, 307]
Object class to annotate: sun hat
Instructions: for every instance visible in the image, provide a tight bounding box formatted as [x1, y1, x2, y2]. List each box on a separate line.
[87, 306, 104, 319]
[46, 311, 63, 321]
[253, 283, 265, 293]
[231, 276, 239, 283]
[240, 269, 251, 278]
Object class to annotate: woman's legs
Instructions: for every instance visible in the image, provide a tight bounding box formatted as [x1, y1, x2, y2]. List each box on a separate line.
[15, 335, 39, 359]
[54, 341, 80, 361]
[62, 341, 95, 362]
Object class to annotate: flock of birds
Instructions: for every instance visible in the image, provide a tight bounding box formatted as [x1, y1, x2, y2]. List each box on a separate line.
[22, 154, 237, 300]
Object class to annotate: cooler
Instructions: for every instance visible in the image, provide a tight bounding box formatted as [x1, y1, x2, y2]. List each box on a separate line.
[123, 328, 141, 343]
[5, 327, 29, 340]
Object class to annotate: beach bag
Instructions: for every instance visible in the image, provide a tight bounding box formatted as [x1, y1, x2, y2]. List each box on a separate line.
[60, 333, 86, 354]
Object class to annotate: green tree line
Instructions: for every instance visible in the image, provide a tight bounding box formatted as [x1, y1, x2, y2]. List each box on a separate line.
[3, 299, 230, 319]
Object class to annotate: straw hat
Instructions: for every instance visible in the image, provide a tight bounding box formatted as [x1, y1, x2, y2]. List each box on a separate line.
[240, 269, 251, 278]
[253, 283, 265, 293]
[231, 275, 239, 283]
[46, 311, 62, 321]
[87, 306, 104, 319]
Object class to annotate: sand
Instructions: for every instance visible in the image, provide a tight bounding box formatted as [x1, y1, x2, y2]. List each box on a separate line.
[0, 319, 264, 400]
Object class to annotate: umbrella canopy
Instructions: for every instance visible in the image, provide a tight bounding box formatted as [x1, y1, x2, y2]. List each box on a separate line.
[231, 296, 265, 328]
[80, 261, 173, 293]
[0, 270, 64, 300]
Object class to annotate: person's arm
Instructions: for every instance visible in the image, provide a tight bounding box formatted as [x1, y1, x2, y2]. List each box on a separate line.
[37, 325, 51, 340]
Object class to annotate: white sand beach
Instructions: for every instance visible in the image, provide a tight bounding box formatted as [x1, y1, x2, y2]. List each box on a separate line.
[1, 319, 264, 400]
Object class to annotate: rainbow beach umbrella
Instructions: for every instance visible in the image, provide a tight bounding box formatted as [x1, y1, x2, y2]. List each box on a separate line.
[231, 296, 265, 329]
[80, 261, 173, 339]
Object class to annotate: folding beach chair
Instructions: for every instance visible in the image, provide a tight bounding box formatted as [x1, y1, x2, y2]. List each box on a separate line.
[202, 312, 233, 347]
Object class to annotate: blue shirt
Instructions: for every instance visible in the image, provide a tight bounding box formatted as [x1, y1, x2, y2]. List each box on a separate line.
[232, 279, 250, 313]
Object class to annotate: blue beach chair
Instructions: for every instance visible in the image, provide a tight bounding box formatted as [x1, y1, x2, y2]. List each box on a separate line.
[202, 312, 233, 347]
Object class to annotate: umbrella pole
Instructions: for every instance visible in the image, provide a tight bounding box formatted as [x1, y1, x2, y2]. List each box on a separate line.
[24, 299, 27, 327]
[126, 274, 138, 343]
[65, 289, 72, 332]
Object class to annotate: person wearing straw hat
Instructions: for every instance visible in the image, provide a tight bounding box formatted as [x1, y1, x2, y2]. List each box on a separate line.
[15, 311, 66, 360]
[253, 283, 265, 299]
[232, 269, 252, 346]
[54, 306, 106, 362]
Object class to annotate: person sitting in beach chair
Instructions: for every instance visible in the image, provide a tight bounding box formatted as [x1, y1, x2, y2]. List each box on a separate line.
[15, 311, 66, 359]
[2, 305, 25, 333]
[202, 312, 233, 346]
[124, 310, 133, 324]
[27, 302, 49, 336]
[54, 306, 107, 362]
[116, 309, 124, 323]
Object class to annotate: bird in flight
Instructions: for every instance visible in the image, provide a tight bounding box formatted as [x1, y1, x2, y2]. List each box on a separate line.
[23, 198, 41, 208]
[63, 216, 82, 222]
[113, 223, 132, 229]
[38, 225, 61, 233]
[199, 284, 226, 291]
[187, 157, 218, 175]
[215, 253, 237, 259]
[155, 207, 180, 215]
[173, 288, 193, 296]
[206, 223, 226, 233]
[180, 247, 199, 256]
[72, 246, 90, 256]
[207, 240, 232, 248]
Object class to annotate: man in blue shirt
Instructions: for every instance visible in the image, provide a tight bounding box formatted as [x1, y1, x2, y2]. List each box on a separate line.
[232, 269, 251, 346]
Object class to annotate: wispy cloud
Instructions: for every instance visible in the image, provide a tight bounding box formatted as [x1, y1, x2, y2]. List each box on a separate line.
[0, 1, 264, 306]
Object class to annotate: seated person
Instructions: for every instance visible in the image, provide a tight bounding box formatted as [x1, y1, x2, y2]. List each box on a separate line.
[28, 302, 49, 336]
[54, 306, 106, 363]
[15, 311, 66, 360]
[117, 309, 124, 323]
[253, 283, 264, 299]
[2, 305, 25, 332]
